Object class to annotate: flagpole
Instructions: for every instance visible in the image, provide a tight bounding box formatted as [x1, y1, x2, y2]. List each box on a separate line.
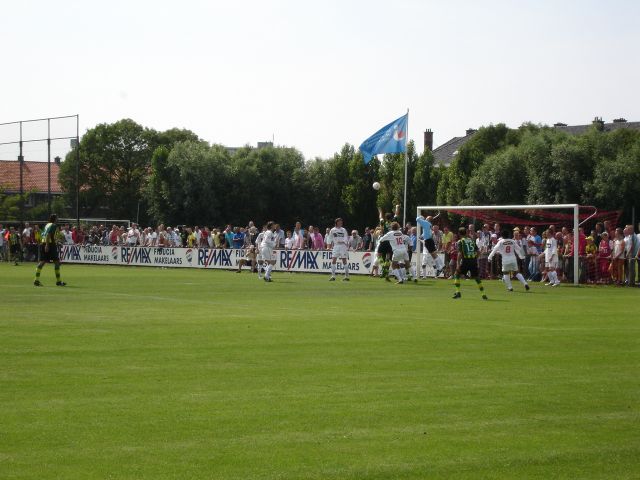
[403, 108, 409, 228]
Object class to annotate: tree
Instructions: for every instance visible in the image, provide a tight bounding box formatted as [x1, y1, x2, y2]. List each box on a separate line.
[59, 120, 201, 223]
[59, 119, 157, 221]
[465, 146, 528, 205]
[591, 141, 640, 218]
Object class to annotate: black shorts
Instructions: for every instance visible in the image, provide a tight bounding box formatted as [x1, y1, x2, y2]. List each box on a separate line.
[458, 258, 478, 277]
[377, 240, 392, 257]
[424, 238, 436, 253]
[38, 244, 59, 262]
[10, 244, 21, 254]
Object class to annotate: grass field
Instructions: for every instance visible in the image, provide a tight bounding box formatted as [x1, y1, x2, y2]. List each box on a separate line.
[1, 263, 639, 479]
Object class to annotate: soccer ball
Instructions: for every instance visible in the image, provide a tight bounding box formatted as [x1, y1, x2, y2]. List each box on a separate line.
[372, 182, 381, 191]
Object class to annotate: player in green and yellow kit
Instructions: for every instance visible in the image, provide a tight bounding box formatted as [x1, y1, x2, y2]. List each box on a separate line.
[453, 227, 487, 300]
[34, 214, 65, 287]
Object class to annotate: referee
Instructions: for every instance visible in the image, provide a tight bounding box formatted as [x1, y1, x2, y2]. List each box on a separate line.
[34, 214, 66, 287]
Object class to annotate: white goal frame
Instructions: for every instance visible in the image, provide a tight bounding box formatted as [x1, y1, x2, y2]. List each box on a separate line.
[415, 204, 580, 285]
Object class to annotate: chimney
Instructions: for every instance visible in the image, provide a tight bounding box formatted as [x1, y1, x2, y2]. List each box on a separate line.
[54, 156, 61, 165]
[423, 129, 433, 152]
[465, 128, 477, 136]
[612, 118, 627, 123]
[592, 116, 605, 131]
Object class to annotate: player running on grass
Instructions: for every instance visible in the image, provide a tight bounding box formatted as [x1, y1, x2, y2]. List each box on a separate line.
[34, 214, 65, 287]
[452, 227, 487, 300]
[487, 229, 530, 292]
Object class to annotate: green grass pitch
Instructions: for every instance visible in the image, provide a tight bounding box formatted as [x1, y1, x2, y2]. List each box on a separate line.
[1, 263, 638, 479]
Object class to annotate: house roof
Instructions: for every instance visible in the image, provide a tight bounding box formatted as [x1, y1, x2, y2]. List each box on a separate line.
[0, 160, 63, 194]
[432, 132, 476, 166]
[554, 120, 640, 135]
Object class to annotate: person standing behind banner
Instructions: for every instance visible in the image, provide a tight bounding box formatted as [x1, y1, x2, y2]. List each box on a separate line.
[624, 225, 639, 286]
[311, 227, 324, 250]
[292, 222, 305, 250]
[611, 228, 625, 285]
[0, 224, 5, 261]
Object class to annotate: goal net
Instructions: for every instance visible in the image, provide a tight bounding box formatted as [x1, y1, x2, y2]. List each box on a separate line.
[415, 204, 622, 286]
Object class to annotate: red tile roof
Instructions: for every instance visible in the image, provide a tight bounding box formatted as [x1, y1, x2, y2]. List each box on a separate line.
[0, 160, 63, 194]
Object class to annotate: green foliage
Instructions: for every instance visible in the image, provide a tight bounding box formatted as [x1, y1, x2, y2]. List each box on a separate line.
[0, 189, 25, 220]
[58, 120, 200, 223]
[58, 118, 640, 228]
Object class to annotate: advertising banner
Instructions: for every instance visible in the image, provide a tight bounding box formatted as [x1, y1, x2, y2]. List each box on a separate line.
[59, 245, 443, 277]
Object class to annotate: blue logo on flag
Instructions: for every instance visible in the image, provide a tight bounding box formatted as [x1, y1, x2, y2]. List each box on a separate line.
[359, 113, 408, 164]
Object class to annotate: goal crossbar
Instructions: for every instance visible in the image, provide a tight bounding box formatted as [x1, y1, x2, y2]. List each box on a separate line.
[415, 204, 580, 285]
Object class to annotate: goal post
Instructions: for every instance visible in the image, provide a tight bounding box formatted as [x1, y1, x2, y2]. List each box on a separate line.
[415, 204, 580, 285]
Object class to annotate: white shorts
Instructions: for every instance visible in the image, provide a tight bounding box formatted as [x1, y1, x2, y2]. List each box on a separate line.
[332, 244, 349, 260]
[392, 249, 409, 263]
[260, 246, 275, 262]
[421, 251, 434, 266]
[502, 261, 519, 273]
[545, 255, 558, 269]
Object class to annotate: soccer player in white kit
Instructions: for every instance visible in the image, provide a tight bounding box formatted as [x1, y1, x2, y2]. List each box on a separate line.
[543, 230, 561, 286]
[378, 222, 410, 284]
[329, 218, 350, 281]
[254, 225, 266, 278]
[487, 229, 530, 292]
[259, 221, 278, 282]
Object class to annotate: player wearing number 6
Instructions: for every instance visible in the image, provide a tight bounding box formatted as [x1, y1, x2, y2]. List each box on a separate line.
[488, 230, 530, 292]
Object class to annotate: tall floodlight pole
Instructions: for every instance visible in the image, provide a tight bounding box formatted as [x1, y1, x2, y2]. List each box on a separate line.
[47, 119, 52, 216]
[75, 114, 80, 228]
[19, 121, 24, 224]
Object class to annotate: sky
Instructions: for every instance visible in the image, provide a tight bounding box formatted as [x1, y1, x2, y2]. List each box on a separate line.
[1, 0, 639, 162]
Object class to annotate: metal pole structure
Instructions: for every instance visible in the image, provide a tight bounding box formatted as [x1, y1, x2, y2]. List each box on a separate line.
[18, 121, 24, 225]
[76, 114, 80, 229]
[47, 119, 51, 216]
[573, 205, 579, 286]
[402, 108, 409, 228]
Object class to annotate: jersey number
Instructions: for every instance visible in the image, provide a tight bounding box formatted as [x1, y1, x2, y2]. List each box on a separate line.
[505, 246, 511, 253]
[395, 238, 404, 245]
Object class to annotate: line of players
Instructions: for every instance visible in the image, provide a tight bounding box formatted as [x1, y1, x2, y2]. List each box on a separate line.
[238, 212, 543, 301]
[240, 218, 353, 282]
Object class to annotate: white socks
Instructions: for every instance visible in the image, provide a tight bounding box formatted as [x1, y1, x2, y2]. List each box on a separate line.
[331, 263, 336, 275]
[344, 263, 349, 277]
[265, 264, 272, 279]
[503, 274, 513, 290]
[515, 273, 527, 286]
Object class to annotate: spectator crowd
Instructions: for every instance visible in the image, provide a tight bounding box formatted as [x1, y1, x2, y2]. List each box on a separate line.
[1, 218, 638, 286]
